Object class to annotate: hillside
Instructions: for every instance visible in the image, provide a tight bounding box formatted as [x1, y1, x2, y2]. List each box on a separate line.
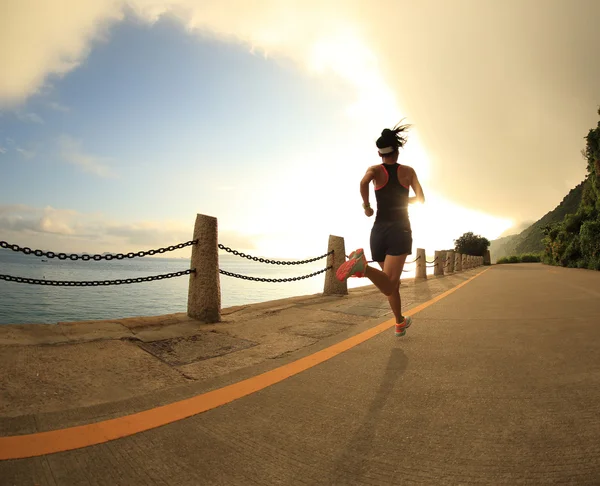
[544, 109, 600, 269]
[490, 180, 586, 262]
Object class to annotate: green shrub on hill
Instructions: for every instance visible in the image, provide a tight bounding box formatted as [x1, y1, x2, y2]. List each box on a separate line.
[490, 181, 585, 262]
[496, 254, 541, 264]
[543, 108, 600, 270]
[520, 254, 542, 262]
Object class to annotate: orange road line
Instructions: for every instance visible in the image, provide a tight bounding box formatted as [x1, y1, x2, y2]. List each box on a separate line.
[0, 268, 490, 460]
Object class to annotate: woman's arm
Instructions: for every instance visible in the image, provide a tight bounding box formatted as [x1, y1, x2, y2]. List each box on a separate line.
[360, 166, 377, 216]
[409, 168, 425, 204]
[360, 166, 377, 207]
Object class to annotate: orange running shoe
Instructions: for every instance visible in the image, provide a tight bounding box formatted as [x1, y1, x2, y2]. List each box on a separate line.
[336, 248, 367, 281]
[395, 316, 412, 337]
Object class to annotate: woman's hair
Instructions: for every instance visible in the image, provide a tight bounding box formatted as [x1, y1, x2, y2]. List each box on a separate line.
[376, 121, 411, 154]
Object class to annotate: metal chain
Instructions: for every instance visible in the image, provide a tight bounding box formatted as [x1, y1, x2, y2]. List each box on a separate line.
[0, 240, 198, 261]
[218, 244, 333, 265]
[426, 257, 438, 264]
[0, 269, 194, 287]
[219, 266, 331, 283]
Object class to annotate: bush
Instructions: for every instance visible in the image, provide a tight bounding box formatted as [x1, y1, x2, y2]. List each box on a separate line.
[580, 219, 600, 258]
[496, 254, 541, 264]
[520, 254, 542, 262]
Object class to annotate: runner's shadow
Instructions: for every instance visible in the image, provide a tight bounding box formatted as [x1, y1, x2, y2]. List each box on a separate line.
[329, 347, 408, 483]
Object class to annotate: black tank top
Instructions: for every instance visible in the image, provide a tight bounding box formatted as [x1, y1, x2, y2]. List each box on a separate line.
[374, 163, 411, 229]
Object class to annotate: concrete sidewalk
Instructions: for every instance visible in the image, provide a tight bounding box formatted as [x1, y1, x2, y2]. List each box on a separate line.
[3, 263, 600, 485]
[0, 269, 476, 431]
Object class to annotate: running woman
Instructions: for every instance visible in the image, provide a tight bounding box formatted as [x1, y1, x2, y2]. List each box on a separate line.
[336, 122, 425, 336]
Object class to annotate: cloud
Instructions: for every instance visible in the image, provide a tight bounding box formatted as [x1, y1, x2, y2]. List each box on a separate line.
[59, 135, 117, 178]
[0, 0, 124, 108]
[16, 111, 44, 124]
[47, 101, 70, 112]
[0, 205, 78, 235]
[16, 147, 36, 159]
[2, 0, 599, 223]
[0, 146, 6, 154]
[0, 204, 257, 255]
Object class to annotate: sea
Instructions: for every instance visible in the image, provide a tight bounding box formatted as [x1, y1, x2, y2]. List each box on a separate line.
[0, 249, 427, 325]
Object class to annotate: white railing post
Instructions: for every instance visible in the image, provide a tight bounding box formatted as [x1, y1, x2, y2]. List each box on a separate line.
[445, 250, 455, 275]
[323, 235, 348, 296]
[434, 250, 444, 276]
[415, 248, 426, 279]
[187, 214, 221, 323]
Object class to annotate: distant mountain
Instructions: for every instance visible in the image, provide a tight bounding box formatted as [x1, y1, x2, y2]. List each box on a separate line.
[490, 180, 586, 262]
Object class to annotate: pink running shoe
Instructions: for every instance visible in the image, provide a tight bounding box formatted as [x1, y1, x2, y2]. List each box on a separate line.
[336, 248, 367, 281]
[395, 316, 412, 337]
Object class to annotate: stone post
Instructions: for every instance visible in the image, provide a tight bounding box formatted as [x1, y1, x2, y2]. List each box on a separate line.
[462, 253, 468, 270]
[323, 235, 348, 295]
[434, 250, 444, 276]
[445, 250, 455, 275]
[187, 214, 221, 323]
[455, 252, 462, 272]
[415, 248, 426, 279]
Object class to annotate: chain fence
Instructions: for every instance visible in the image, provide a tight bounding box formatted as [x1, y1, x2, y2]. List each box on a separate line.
[218, 244, 332, 265]
[218, 244, 333, 282]
[1, 239, 334, 287]
[219, 266, 331, 283]
[0, 240, 197, 261]
[0, 269, 194, 287]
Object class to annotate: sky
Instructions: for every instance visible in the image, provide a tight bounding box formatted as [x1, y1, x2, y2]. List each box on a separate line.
[1, 0, 599, 260]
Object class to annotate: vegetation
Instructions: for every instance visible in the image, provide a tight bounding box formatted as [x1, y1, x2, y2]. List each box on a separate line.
[489, 182, 585, 261]
[543, 108, 600, 270]
[454, 232, 490, 256]
[496, 254, 542, 264]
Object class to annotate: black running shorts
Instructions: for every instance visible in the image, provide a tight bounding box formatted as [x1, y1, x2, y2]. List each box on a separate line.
[370, 222, 413, 262]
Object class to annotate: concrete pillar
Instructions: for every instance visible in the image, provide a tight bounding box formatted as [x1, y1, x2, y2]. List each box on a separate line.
[445, 250, 455, 275]
[415, 248, 426, 279]
[187, 214, 221, 323]
[323, 235, 348, 295]
[434, 250, 444, 276]
[462, 254, 468, 270]
[455, 253, 462, 272]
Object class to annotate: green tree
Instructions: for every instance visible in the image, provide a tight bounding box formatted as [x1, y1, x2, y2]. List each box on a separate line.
[543, 107, 600, 270]
[454, 232, 490, 256]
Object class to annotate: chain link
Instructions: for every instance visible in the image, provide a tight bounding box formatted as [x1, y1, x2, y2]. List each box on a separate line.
[0, 269, 194, 287]
[218, 244, 333, 265]
[219, 266, 331, 283]
[0, 240, 198, 261]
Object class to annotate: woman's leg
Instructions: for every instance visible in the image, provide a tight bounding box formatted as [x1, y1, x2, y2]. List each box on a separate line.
[364, 254, 407, 323]
[383, 254, 407, 324]
[338, 251, 409, 326]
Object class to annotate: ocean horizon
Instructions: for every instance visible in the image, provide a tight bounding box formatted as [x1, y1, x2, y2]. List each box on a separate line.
[0, 249, 430, 325]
